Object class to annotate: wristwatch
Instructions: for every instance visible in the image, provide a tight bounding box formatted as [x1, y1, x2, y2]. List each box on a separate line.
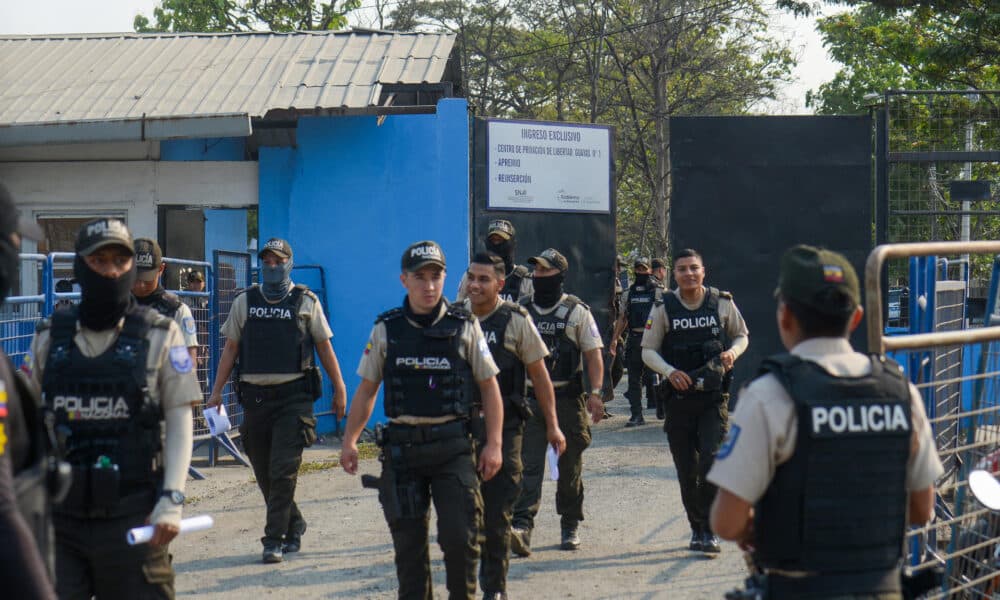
[162, 489, 186, 505]
[588, 389, 603, 397]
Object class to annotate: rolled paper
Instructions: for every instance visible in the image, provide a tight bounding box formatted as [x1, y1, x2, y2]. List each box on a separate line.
[126, 514, 215, 545]
[547, 444, 559, 481]
[204, 405, 232, 437]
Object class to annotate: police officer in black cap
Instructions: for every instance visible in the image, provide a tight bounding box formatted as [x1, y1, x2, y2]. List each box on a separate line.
[641, 248, 748, 554]
[609, 256, 662, 426]
[208, 237, 348, 563]
[709, 245, 943, 598]
[0, 183, 58, 599]
[457, 219, 533, 304]
[650, 257, 668, 288]
[340, 240, 504, 600]
[132, 238, 200, 368]
[28, 217, 200, 599]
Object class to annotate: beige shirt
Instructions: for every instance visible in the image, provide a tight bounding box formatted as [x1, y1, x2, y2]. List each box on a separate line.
[221, 284, 333, 385]
[455, 268, 534, 303]
[171, 301, 199, 349]
[467, 297, 550, 366]
[28, 316, 202, 411]
[640, 287, 749, 365]
[706, 337, 945, 503]
[524, 294, 603, 387]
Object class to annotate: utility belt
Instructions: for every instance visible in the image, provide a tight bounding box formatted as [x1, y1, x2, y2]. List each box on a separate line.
[542, 378, 584, 400]
[376, 420, 470, 447]
[727, 568, 902, 600]
[57, 464, 157, 519]
[238, 368, 321, 404]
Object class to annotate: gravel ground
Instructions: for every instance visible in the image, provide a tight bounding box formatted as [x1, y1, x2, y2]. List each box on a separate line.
[172, 379, 749, 599]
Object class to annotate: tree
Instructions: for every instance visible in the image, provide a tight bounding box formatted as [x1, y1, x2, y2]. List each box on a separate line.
[134, 0, 362, 33]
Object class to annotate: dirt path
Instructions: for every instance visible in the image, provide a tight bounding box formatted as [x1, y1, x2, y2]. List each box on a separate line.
[172, 381, 749, 599]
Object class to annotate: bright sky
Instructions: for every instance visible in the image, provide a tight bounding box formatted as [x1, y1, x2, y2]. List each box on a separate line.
[0, 0, 840, 115]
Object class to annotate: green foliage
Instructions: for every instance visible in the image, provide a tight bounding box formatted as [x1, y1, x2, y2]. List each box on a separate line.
[134, 0, 362, 33]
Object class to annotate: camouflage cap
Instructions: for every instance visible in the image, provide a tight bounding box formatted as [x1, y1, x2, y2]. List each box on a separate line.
[528, 248, 569, 272]
[259, 238, 292, 260]
[487, 219, 515, 240]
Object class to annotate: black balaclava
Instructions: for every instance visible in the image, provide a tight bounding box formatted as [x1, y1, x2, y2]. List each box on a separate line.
[634, 273, 650, 287]
[532, 273, 564, 308]
[261, 258, 293, 301]
[485, 237, 516, 273]
[135, 285, 166, 306]
[74, 255, 136, 330]
[404, 296, 443, 328]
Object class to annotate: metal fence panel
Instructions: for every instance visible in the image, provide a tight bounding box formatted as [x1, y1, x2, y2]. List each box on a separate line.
[212, 250, 251, 436]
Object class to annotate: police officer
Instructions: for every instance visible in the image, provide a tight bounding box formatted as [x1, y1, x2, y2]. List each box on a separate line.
[132, 239, 199, 367]
[0, 183, 58, 599]
[708, 245, 944, 598]
[609, 257, 661, 426]
[650, 257, 668, 288]
[28, 217, 199, 599]
[510, 248, 604, 554]
[208, 237, 347, 563]
[464, 252, 567, 600]
[340, 240, 504, 600]
[457, 219, 533, 303]
[641, 248, 748, 553]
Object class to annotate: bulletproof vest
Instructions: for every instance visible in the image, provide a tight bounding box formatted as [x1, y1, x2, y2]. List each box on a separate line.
[753, 353, 911, 587]
[523, 294, 584, 387]
[660, 287, 728, 372]
[42, 306, 167, 509]
[240, 285, 314, 375]
[626, 283, 659, 330]
[381, 303, 476, 419]
[500, 265, 529, 303]
[474, 302, 527, 413]
[137, 288, 182, 319]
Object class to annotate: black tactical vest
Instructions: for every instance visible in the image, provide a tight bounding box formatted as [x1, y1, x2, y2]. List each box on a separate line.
[660, 287, 728, 372]
[381, 303, 476, 419]
[523, 295, 584, 388]
[753, 353, 911, 593]
[500, 265, 529, 304]
[137, 288, 182, 319]
[42, 306, 167, 515]
[475, 302, 527, 417]
[240, 285, 314, 375]
[627, 283, 659, 330]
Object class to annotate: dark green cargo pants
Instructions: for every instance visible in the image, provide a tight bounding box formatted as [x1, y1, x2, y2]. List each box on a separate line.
[476, 420, 524, 595]
[239, 391, 316, 546]
[512, 389, 591, 532]
[54, 510, 174, 600]
[663, 391, 728, 532]
[378, 427, 483, 600]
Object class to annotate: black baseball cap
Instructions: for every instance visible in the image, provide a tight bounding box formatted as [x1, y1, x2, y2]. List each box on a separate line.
[487, 219, 515, 240]
[259, 238, 292, 260]
[75, 218, 134, 256]
[528, 248, 569, 272]
[187, 270, 205, 282]
[401, 240, 446, 272]
[134, 238, 163, 281]
[776, 245, 860, 316]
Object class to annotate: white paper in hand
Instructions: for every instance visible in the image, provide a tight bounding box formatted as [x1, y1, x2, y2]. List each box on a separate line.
[970, 470, 1000, 510]
[546, 444, 559, 481]
[204, 405, 232, 437]
[126, 515, 215, 545]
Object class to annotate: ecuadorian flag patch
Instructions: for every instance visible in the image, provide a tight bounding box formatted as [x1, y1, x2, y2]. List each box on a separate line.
[823, 265, 845, 283]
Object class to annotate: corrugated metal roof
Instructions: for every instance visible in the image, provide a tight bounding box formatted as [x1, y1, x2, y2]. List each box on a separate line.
[0, 30, 456, 126]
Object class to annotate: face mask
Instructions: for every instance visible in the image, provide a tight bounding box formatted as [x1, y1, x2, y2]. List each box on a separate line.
[634, 273, 650, 286]
[485, 238, 515, 271]
[134, 285, 165, 306]
[261, 259, 293, 301]
[74, 255, 136, 330]
[0, 235, 17, 306]
[532, 272, 564, 308]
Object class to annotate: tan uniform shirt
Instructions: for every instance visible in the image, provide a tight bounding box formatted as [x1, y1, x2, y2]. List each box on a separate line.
[706, 337, 945, 503]
[466, 297, 550, 366]
[221, 284, 333, 385]
[28, 317, 202, 412]
[640, 287, 749, 374]
[171, 301, 199, 349]
[524, 294, 603, 388]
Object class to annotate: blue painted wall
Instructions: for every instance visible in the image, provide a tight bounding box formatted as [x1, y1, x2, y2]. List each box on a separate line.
[205, 209, 248, 263]
[258, 98, 471, 432]
[160, 137, 246, 161]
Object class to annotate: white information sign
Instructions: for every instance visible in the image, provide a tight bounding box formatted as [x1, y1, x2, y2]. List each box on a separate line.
[487, 120, 611, 213]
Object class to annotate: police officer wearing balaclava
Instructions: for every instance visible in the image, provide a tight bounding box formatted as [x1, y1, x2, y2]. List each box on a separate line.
[609, 257, 662, 426]
[456, 219, 533, 304]
[132, 238, 200, 368]
[510, 249, 605, 555]
[0, 183, 58, 599]
[208, 237, 348, 563]
[709, 246, 943, 598]
[27, 217, 199, 599]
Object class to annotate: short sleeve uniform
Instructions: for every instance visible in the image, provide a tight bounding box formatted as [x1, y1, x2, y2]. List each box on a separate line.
[172, 301, 199, 349]
[221, 284, 333, 385]
[28, 317, 202, 412]
[706, 337, 945, 503]
[469, 297, 550, 366]
[523, 295, 603, 388]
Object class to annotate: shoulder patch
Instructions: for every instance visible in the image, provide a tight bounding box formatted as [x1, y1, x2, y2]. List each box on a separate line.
[181, 316, 197, 335]
[376, 307, 404, 324]
[716, 424, 740, 460]
[169, 345, 193, 374]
